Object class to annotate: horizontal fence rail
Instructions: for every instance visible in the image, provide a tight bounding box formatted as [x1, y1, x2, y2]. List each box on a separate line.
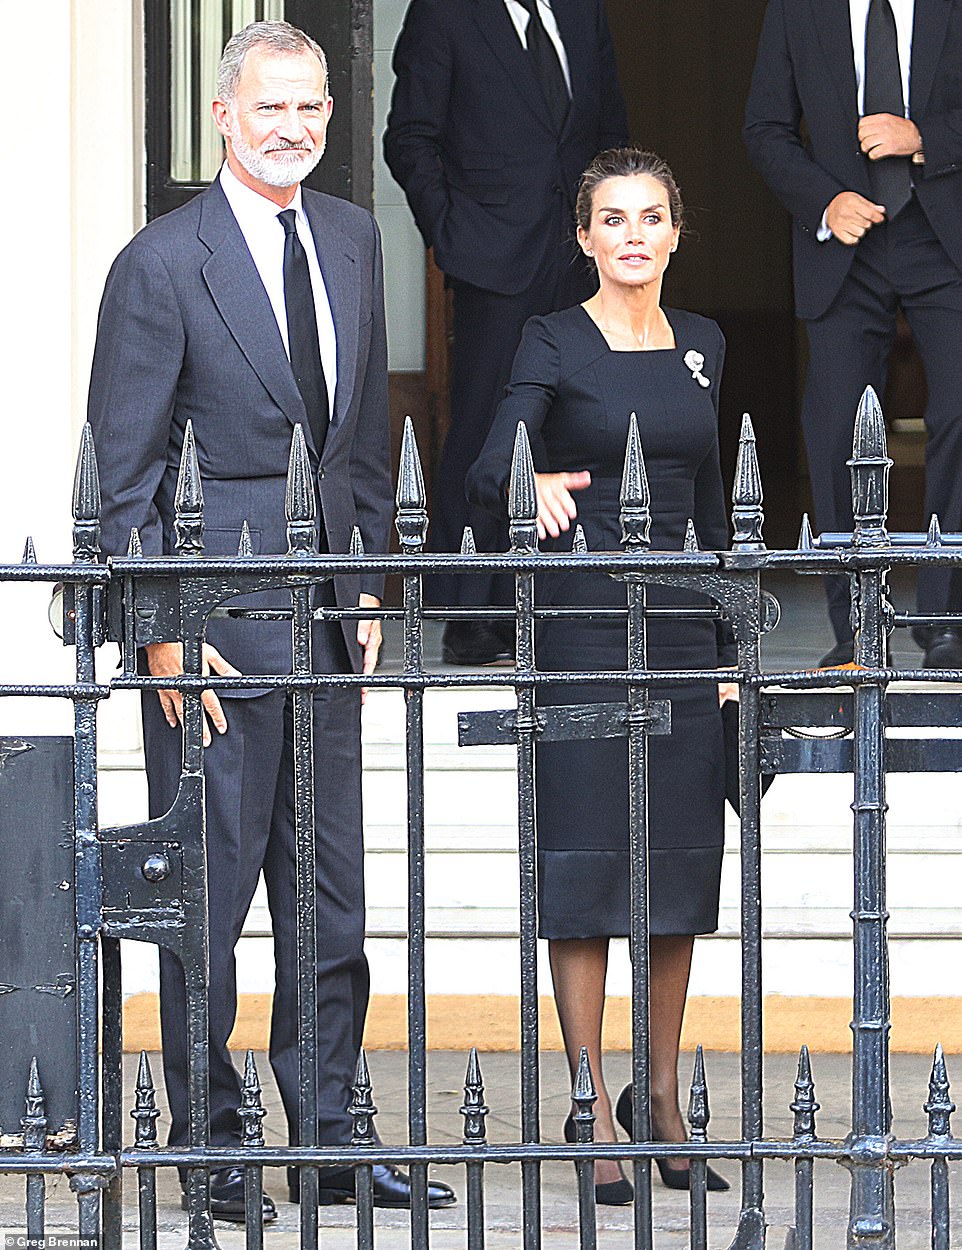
[0, 387, 961, 1248]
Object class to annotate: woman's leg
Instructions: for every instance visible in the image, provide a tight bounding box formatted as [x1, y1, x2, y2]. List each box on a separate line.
[648, 934, 694, 1169]
[548, 936, 624, 1185]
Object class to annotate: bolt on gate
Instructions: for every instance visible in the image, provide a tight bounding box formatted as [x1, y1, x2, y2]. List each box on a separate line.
[2, 385, 962, 1250]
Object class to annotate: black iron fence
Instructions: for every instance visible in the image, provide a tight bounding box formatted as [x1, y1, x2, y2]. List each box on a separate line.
[2, 386, 962, 1249]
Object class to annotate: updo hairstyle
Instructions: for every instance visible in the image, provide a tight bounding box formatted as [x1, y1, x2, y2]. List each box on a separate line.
[575, 148, 685, 234]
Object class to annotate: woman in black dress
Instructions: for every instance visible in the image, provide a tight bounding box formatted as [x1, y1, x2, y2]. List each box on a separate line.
[467, 149, 735, 1201]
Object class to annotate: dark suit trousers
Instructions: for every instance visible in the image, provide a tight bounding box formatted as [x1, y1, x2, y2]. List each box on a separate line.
[429, 237, 596, 607]
[801, 197, 962, 642]
[143, 622, 368, 1149]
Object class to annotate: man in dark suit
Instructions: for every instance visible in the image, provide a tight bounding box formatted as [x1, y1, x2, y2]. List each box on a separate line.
[88, 21, 454, 1218]
[384, 0, 629, 663]
[744, 0, 962, 666]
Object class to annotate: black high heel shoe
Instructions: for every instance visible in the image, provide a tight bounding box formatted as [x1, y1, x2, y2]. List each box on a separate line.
[614, 1085, 730, 1193]
[563, 1115, 634, 1206]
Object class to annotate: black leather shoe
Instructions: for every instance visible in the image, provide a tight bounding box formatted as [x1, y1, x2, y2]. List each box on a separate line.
[441, 621, 513, 666]
[614, 1086, 729, 1193]
[817, 639, 854, 667]
[288, 1164, 456, 1209]
[180, 1166, 277, 1223]
[923, 628, 962, 669]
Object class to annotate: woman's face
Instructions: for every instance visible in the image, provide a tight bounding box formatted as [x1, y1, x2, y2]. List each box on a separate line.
[578, 173, 680, 293]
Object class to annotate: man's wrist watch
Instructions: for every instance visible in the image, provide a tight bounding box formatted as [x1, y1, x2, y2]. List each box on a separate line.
[912, 147, 925, 165]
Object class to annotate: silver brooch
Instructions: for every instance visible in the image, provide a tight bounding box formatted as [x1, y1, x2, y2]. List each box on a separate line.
[684, 349, 711, 388]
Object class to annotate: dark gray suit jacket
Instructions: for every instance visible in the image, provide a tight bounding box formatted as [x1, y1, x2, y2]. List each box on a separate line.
[87, 178, 392, 679]
[744, 0, 962, 320]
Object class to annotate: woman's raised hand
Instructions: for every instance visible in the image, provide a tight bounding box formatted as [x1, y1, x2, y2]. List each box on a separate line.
[534, 471, 592, 539]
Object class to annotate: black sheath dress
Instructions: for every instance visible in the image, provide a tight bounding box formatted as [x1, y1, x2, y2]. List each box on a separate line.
[467, 305, 733, 940]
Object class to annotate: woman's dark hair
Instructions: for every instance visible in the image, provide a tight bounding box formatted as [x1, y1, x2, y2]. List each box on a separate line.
[575, 148, 684, 233]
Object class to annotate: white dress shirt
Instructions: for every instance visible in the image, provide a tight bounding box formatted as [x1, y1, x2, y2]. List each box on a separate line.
[504, 0, 572, 93]
[818, 0, 916, 240]
[219, 162, 338, 420]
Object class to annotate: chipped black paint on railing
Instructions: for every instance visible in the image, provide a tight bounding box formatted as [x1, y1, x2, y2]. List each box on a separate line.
[3, 391, 962, 1249]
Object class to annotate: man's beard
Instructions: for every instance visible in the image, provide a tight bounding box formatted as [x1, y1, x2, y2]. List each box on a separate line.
[229, 117, 325, 188]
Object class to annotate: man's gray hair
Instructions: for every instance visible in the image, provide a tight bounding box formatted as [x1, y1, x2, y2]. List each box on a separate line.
[216, 20, 329, 103]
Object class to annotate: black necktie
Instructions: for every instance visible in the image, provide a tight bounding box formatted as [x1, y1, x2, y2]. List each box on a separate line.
[279, 208, 330, 458]
[515, 0, 570, 132]
[863, 0, 912, 219]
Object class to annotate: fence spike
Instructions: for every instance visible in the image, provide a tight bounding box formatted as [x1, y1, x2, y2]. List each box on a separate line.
[236, 520, 253, 558]
[508, 422, 539, 553]
[797, 513, 814, 552]
[572, 523, 588, 554]
[395, 416, 429, 552]
[571, 1046, 598, 1141]
[687, 1044, 710, 1141]
[848, 385, 892, 548]
[924, 1043, 955, 1138]
[349, 1048, 378, 1146]
[131, 1051, 160, 1148]
[238, 1050, 266, 1148]
[460, 526, 477, 556]
[461, 1047, 489, 1145]
[72, 423, 102, 561]
[173, 419, 204, 556]
[21, 537, 37, 564]
[350, 525, 365, 557]
[21, 1057, 47, 1151]
[127, 527, 143, 558]
[620, 412, 651, 550]
[285, 424, 317, 554]
[790, 1045, 820, 1141]
[684, 519, 699, 552]
[731, 413, 765, 551]
[72, 423, 102, 523]
[927, 514, 943, 548]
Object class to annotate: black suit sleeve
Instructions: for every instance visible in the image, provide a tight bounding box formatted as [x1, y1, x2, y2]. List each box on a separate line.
[743, 0, 848, 233]
[350, 216, 393, 596]
[690, 326, 736, 664]
[466, 316, 560, 516]
[86, 240, 185, 557]
[382, 0, 452, 251]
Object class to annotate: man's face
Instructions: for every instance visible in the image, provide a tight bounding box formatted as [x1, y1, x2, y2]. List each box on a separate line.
[213, 45, 333, 196]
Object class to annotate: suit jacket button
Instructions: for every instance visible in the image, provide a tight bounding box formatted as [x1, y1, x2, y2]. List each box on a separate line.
[318, 467, 326, 480]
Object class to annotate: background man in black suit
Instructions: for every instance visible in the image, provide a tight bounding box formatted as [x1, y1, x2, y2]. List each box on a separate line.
[384, 0, 629, 664]
[744, 0, 962, 666]
[88, 21, 453, 1217]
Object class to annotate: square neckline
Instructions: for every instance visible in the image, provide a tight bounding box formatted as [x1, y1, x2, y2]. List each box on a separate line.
[577, 303, 681, 354]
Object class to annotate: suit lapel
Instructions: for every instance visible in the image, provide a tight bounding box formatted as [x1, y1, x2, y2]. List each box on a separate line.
[471, 0, 555, 131]
[810, 0, 859, 118]
[198, 182, 308, 440]
[909, 0, 952, 117]
[303, 194, 360, 444]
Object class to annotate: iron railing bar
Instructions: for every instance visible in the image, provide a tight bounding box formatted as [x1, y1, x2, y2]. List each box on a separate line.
[290, 578, 320, 1249]
[209, 605, 724, 621]
[626, 575, 654, 1248]
[402, 564, 430, 1247]
[138, 1167, 158, 1250]
[736, 584, 767, 1225]
[100, 935, 124, 1250]
[72, 546, 104, 1245]
[515, 561, 542, 1250]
